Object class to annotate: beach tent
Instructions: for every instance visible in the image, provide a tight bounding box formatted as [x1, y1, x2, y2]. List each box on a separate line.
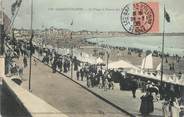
[46, 45, 53, 50]
[72, 49, 97, 64]
[163, 74, 169, 82]
[156, 63, 161, 71]
[141, 54, 153, 70]
[77, 55, 96, 64]
[82, 52, 90, 58]
[108, 60, 138, 70]
[96, 57, 104, 64]
[88, 56, 97, 64]
[172, 74, 179, 83]
[73, 49, 82, 57]
[180, 74, 184, 85]
[168, 76, 174, 83]
[73, 50, 90, 58]
[59, 48, 70, 55]
[181, 74, 184, 80]
[54, 47, 59, 52]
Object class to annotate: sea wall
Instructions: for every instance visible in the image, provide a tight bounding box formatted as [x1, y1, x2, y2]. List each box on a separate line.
[1, 77, 68, 117]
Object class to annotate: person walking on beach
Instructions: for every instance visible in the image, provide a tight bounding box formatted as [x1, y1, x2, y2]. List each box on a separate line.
[52, 58, 57, 73]
[147, 92, 154, 113]
[104, 78, 109, 91]
[63, 61, 67, 73]
[73, 56, 78, 71]
[172, 63, 175, 71]
[33, 58, 37, 65]
[19, 66, 24, 78]
[162, 100, 170, 117]
[108, 77, 114, 90]
[139, 92, 154, 116]
[76, 70, 80, 80]
[58, 58, 63, 72]
[140, 92, 149, 116]
[23, 56, 27, 68]
[98, 76, 103, 89]
[80, 68, 84, 81]
[131, 79, 138, 98]
[67, 60, 70, 71]
[87, 74, 92, 88]
[170, 98, 181, 117]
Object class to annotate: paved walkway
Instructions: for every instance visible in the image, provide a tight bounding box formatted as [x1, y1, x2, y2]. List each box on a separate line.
[58, 65, 163, 117]
[32, 53, 163, 117]
[71, 76, 163, 117]
[12, 50, 164, 117]
[14, 56, 129, 117]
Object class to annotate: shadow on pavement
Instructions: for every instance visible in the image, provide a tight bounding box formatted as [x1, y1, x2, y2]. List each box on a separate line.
[0, 84, 31, 117]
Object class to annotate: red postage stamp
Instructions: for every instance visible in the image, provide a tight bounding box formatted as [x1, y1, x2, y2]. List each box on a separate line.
[121, 2, 159, 34]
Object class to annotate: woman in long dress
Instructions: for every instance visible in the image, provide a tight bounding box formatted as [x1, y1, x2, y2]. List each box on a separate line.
[162, 101, 170, 117]
[104, 78, 109, 91]
[171, 98, 181, 117]
[147, 93, 154, 113]
[98, 76, 103, 89]
[140, 92, 150, 116]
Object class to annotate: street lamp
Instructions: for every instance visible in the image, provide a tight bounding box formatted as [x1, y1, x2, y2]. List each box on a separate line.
[0, 24, 4, 55]
[0, 0, 4, 55]
[106, 50, 110, 70]
[28, 0, 33, 92]
[70, 30, 74, 79]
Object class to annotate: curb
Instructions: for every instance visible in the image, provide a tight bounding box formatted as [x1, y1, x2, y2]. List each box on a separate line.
[33, 55, 136, 117]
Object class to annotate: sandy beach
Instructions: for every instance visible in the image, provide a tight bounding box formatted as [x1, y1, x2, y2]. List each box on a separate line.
[38, 35, 184, 76]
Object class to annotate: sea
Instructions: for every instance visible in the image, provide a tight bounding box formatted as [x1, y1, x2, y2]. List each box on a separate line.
[87, 36, 184, 56]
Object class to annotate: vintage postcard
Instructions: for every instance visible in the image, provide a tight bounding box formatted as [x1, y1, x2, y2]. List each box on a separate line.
[0, 0, 184, 117]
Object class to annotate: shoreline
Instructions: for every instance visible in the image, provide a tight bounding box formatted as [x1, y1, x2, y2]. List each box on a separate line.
[85, 37, 184, 57]
[32, 36, 184, 75]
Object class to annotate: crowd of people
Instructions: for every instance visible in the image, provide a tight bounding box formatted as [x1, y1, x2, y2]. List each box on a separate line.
[39, 47, 116, 91]
[139, 81, 183, 116]
[5, 39, 184, 116]
[5, 47, 24, 78]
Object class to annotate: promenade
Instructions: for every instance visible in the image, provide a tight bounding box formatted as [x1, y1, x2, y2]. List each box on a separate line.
[12, 52, 163, 117]
[14, 56, 128, 117]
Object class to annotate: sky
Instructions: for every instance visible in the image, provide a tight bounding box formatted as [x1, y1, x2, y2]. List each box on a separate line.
[2, 0, 184, 32]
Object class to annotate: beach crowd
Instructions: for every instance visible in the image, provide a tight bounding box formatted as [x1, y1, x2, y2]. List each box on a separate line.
[4, 39, 184, 117]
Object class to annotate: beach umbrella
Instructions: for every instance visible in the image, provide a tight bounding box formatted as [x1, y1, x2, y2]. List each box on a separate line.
[96, 57, 104, 64]
[156, 74, 161, 80]
[172, 74, 179, 83]
[156, 63, 161, 71]
[163, 74, 169, 82]
[168, 76, 174, 83]
[86, 57, 96, 64]
[46, 45, 53, 50]
[180, 74, 184, 85]
[181, 74, 184, 79]
[78, 56, 96, 64]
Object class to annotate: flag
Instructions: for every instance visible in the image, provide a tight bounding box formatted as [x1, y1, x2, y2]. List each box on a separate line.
[164, 8, 170, 22]
[11, 2, 17, 15]
[11, 0, 22, 16]
[17, 0, 22, 7]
